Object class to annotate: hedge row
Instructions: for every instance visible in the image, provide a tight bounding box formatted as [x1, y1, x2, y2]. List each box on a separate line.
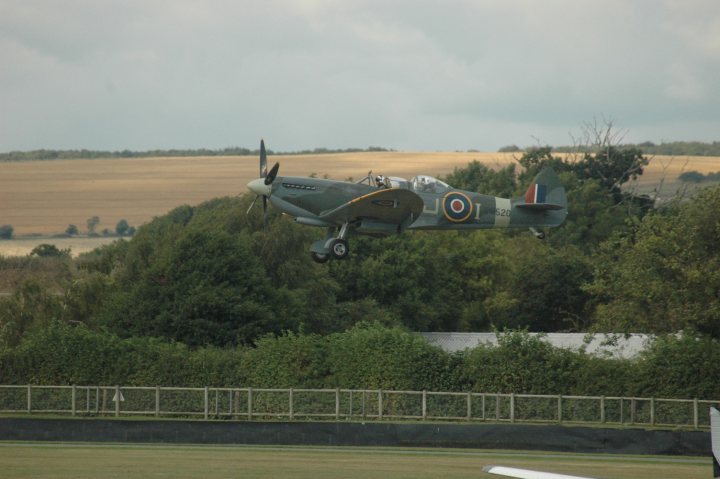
[1, 322, 719, 400]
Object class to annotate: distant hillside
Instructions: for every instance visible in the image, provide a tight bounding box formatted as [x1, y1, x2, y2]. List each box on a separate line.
[5, 141, 719, 162]
[0, 146, 394, 162]
[551, 141, 720, 157]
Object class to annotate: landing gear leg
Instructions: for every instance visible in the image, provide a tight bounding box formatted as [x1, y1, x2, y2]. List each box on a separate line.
[310, 224, 352, 262]
[309, 227, 336, 263]
[325, 222, 351, 260]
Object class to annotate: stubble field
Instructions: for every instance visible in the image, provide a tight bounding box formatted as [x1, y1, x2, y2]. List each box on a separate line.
[0, 152, 718, 256]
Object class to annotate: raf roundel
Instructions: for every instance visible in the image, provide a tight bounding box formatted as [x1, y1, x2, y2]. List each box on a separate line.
[442, 191, 473, 223]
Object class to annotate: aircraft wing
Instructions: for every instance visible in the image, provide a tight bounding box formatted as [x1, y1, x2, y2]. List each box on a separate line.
[482, 465, 596, 479]
[319, 188, 424, 226]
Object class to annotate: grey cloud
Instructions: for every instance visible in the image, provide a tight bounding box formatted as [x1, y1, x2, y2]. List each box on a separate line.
[0, 0, 718, 151]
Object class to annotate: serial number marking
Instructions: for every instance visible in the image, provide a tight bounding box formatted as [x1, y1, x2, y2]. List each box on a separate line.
[495, 208, 511, 217]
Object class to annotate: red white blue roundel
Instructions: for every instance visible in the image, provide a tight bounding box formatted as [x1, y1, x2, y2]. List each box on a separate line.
[442, 192, 473, 223]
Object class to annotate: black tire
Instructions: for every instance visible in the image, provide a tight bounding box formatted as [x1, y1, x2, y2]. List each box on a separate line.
[310, 251, 330, 263]
[329, 238, 349, 260]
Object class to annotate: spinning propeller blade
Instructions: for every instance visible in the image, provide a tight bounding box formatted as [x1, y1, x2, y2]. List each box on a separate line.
[265, 162, 279, 185]
[260, 139, 268, 178]
[246, 195, 259, 215]
[247, 140, 279, 230]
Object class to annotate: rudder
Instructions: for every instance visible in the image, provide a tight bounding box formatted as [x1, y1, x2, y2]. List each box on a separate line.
[516, 167, 567, 212]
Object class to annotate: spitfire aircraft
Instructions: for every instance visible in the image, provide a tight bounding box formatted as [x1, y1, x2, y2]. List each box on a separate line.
[247, 140, 567, 263]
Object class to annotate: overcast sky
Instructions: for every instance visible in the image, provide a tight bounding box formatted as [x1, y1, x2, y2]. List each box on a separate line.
[1, 0, 719, 152]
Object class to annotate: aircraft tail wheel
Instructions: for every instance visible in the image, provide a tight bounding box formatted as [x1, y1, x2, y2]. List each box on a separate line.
[310, 252, 330, 264]
[529, 227, 546, 240]
[329, 238, 349, 260]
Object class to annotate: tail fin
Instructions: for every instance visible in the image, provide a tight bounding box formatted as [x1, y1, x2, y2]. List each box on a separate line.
[516, 167, 567, 212]
[712, 406, 720, 478]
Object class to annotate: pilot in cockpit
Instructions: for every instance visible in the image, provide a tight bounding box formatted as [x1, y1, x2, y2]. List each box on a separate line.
[375, 175, 388, 188]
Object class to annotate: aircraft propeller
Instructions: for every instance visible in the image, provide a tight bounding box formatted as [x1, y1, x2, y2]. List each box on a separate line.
[247, 140, 279, 227]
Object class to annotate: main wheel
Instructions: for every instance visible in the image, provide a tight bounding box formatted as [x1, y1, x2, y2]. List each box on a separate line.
[329, 238, 349, 260]
[310, 251, 330, 263]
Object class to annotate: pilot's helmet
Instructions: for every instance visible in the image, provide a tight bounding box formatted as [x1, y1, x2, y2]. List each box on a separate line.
[375, 175, 385, 186]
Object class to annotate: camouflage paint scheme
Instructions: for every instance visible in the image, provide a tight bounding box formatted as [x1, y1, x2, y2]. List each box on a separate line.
[247, 142, 567, 262]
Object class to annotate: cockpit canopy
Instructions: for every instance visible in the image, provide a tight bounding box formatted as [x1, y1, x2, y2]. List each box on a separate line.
[411, 175, 450, 193]
[358, 172, 452, 193]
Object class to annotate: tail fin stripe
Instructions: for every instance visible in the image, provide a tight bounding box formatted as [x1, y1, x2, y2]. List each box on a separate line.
[525, 183, 547, 204]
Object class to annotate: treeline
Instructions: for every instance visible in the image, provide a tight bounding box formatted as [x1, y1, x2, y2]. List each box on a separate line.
[2, 144, 720, 395]
[679, 171, 720, 183]
[552, 140, 720, 156]
[1, 322, 718, 399]
[0, 146, 393, 162]
[4, 140, 720, 163]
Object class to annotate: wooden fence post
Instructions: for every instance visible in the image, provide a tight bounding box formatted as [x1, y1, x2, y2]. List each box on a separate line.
[422, 390, 427, 420]
[510, 393, 515, 423]
[204, 386, 209, 420]
[650, 397, 655, 426]
[289, 388, 294, 421]
[335, 388, 340, 420]
[378, 390, 383, 420]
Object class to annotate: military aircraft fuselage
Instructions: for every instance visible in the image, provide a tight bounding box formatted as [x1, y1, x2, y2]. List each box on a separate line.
[246, 140, 567, 262]
[268, 175, 565, 232]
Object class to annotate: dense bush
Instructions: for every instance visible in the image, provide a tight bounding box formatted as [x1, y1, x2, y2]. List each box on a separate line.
[2, 326, 718, 400]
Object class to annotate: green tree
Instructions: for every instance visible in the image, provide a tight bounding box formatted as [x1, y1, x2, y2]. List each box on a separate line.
[458, 330, 631, 395]
[442, 162, 517, 197]
[65, 224, 79, 236]
[98, 228, 282, 346]
[484, 239, 594, 331]
[115, 219, 129, 236]
[498, 145, 521, 152]
[574, 146, 648, 199]
[632, 334, 720, 399]
[241, 332, 328, 387]
[325, 322, 452, 390]
[86, 216, 100, 234]
[331, 231, 511, 332]
[30, 244, 70, 258]
[588, 186, 720, 338]
[0, 224, 13, 239]
[0, 281, 64, 348]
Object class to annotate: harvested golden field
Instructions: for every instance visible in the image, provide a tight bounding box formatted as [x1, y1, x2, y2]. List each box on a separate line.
[0, 152, 718, 239]
[0, 236, 119, 258]
[0, 152, 512, 237]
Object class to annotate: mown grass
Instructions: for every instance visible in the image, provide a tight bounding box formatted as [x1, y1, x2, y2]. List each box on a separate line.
[0, 443, 710, 479]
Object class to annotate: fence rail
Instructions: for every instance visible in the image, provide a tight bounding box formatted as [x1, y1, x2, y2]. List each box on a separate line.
[0, 385, 715, 430]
